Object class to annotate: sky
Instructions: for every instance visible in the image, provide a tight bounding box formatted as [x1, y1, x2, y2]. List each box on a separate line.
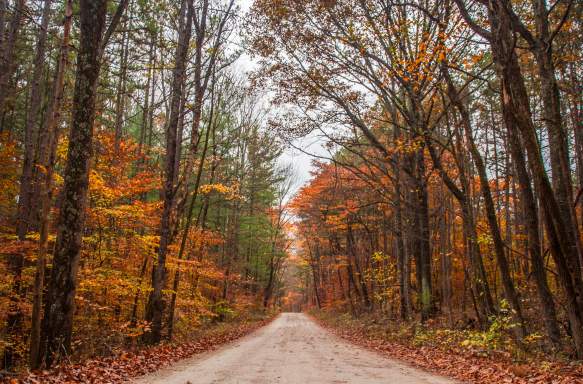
[239, 0, 253, 12]
[235, 0, 328, 198]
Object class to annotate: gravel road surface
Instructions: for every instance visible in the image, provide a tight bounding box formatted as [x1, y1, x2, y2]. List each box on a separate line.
[133, 313, 458, 384]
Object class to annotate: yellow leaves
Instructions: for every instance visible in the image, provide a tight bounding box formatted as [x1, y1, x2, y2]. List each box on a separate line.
[200, 183, 229, 195]
[139, 234, 161, 250]
[324, 213, 347, 230]
[53, 172, 64, 187]
[78, 269, 134, 298]
[371, 251, 388, 263]
[397, 46, 440, 89]
[364, 251, 398, 304]
[89, 169, 116, 205]
[84, 133, 160, 231]
[477, 233, 493, 246]
[104, 201, 160, 219]
[346, 23, 356, 40]
[56, 136, 69, 164]
[394, 137, 423, 154]
[0, 133, 19, 216]
[200, 183, 240, 200]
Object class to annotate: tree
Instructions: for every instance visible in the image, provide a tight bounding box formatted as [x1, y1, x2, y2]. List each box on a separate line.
[41, 0, 128, 366]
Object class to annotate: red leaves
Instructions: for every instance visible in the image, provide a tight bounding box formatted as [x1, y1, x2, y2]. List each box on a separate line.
[16, 318, 273, 384]
[313, 315, 583, 384]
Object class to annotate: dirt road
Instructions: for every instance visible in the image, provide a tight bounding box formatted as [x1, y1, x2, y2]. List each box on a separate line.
[134, 313, 458, 384]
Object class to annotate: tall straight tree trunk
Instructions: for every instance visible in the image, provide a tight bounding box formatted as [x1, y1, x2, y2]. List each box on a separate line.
[425, 120, 495, 324]
[29, 0, 73, 369]
[390, 106, 410, 319]
[505, 0, 583, 280]
[347, 224, 371, 309]
[484, 0, 583, 357]
[137, 36, 156, 162]
[394, 149, 409, 319]
[16, 0, 52, 239]
[530, 0, 583, 277]
[180, 0, 233, 198]
[113, 22, 130, 154]
[309, 242, 322, 309]
[167, 91, 214, 340]
[264, 204, 285, 308]
[180, 0, 209, 191]
[0, 0, 25, 132]
[414, 146, 433, 321]
[0, 1, 6, 49]
[145, 0, 194, 345]
[442, 65, 529, 340]
[461, 199, 495, 324]
[40, 0, 109, 367]
[507, 113, 562, 347]
[568, 64, 583, 228]
[0, 0, 46, 354]
[442, 192, 454, 326]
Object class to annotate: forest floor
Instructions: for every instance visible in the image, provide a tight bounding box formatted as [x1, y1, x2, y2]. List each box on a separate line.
[11, 313, 274, 384]
[312, 310, 583, 384]
[134, 312, 456, 384]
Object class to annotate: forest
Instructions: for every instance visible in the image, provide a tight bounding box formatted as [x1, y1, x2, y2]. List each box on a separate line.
[0, 0, 292, 376]
[0, 0, 582, 382]
[254, 0, 583, 369]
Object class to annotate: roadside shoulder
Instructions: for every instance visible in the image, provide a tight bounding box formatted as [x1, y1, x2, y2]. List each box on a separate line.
[18, 315, 277, 384]
[309, 312, 582, 384]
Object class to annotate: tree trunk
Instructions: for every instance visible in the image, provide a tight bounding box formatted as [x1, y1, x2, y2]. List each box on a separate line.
[394, 156, 409, 319]
[29, 0, 73, 369]
[486, 0, 583, 357]
[113, 22, 130, 154]
[0, 0, 25, 131]
[16, 0, 52, 239]
[530, 0, 583, 280]
[424, 120, 494, 324]
[2, 2, 49, 365]
[0, 1, 6, 50]
[40, 0, 108, 367]
[410, 147, 433, 321]
[442, 65, 528, 339]
[145, 0, 194, 345]
[348, 225, 371, 309]
[167, 91, 214, 340]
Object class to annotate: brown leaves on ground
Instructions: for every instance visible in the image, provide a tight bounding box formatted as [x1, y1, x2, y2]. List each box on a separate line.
[12, 317, 273, 384]
[313, 315, 583, 384]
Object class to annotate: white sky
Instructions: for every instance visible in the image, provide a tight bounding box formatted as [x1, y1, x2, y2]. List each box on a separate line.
[235, 0, 327, 197]
[239, 0, 253, 12]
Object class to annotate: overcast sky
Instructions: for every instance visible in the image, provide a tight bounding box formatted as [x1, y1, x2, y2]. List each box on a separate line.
[235, 0, 328, 198]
